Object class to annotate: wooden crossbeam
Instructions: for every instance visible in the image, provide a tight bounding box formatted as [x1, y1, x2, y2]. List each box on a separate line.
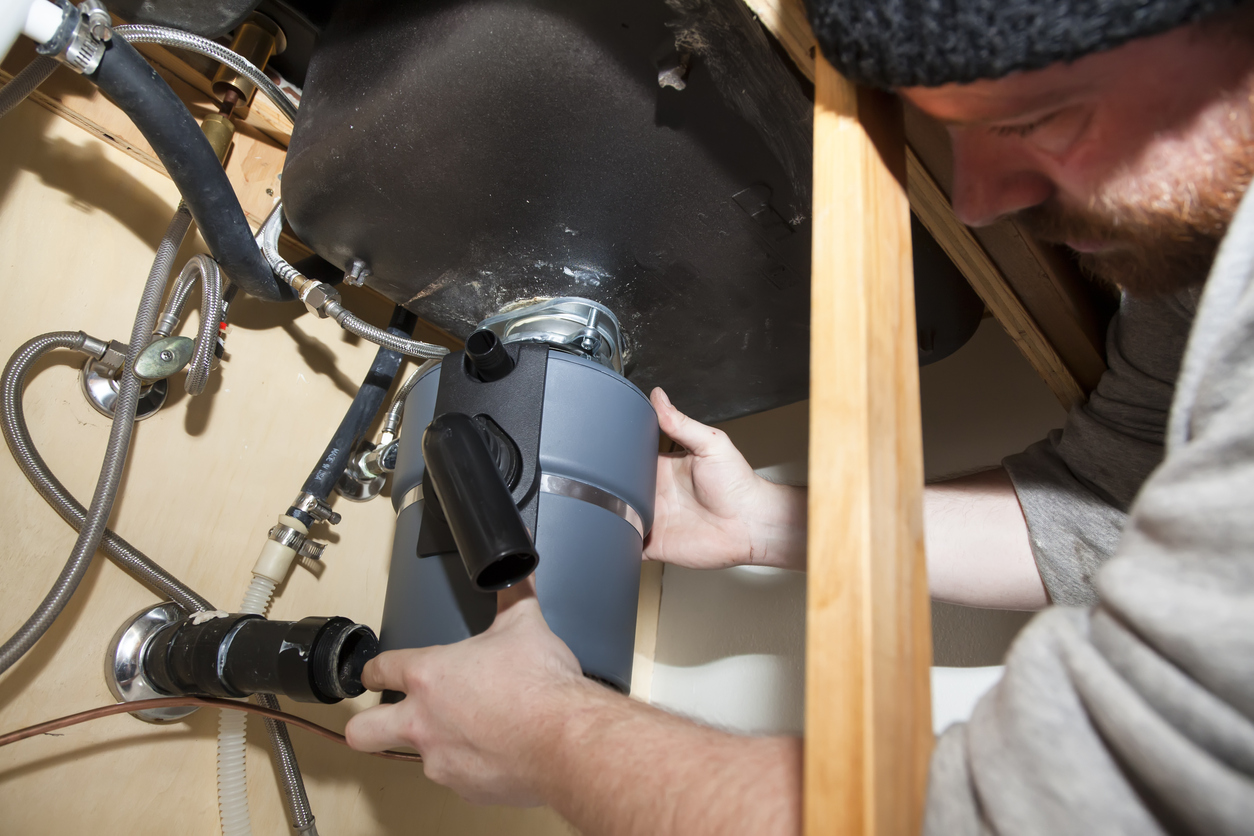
[906, 152, 1086, 406]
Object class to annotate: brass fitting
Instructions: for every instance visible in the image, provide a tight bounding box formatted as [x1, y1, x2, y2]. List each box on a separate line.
[200, 113, 236, 164]
[212, 13, 286, 108]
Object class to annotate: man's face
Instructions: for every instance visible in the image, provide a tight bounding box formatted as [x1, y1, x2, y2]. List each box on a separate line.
[902, 20, 1254, 296]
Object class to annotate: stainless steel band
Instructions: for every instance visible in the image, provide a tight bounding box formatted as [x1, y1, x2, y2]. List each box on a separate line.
[396, 474, 644, 539]
[539, 473, 644, 538]
[397, 485, 423, 516]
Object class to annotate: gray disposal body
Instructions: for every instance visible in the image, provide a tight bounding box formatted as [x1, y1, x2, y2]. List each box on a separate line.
[381, 350, 658, 693]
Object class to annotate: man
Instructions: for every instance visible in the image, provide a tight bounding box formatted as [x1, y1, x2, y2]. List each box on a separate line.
[346, 0, 1254, 832]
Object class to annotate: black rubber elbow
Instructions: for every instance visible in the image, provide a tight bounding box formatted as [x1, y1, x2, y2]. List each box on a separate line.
[422, 412, 538, 590]
[87, 35, 292, 302]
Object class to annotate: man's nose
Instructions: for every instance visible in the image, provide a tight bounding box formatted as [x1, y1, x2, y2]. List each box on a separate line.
[948, 132, 1055, 227]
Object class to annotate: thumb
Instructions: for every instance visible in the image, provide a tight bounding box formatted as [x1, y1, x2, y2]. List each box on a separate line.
[652, 388, 726, 457]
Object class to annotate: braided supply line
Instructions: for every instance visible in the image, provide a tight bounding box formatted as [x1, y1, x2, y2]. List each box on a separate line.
[111, 24, 298, 123]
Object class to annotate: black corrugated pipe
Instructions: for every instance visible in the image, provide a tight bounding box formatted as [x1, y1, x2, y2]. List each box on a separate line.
[290, 306, 419, 520]
[86, 35, 292, 303]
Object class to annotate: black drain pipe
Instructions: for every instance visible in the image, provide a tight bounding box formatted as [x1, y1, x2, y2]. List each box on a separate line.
[86, 35, 292, 303]
[288, 305, 419, 525]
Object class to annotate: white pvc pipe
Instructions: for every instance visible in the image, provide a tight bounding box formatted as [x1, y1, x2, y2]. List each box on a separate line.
[0, 0, 33, 65]
[0, 0, 61, 65]
[23, 0, 60, 42]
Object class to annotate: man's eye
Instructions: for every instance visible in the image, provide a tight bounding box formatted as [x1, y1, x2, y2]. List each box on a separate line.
[986, 106, 1091, 156]
[990, 112, 1059, 138]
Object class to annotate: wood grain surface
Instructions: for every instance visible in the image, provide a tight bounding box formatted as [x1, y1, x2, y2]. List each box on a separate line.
[805, 57, 933, 836]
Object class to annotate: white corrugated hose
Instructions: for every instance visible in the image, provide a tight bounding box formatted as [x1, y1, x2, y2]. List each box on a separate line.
[216, 573, 279, 836]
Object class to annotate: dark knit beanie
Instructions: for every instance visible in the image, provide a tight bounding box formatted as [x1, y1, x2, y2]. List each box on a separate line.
[804, 0, 1248, 89]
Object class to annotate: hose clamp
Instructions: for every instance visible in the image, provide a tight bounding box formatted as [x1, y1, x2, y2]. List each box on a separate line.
[396, 484, 423, 516]
[268, 522, 327, 560]
[293, 491, 342, 525]
[80, 0, 111, 43]
[539, 474, 645, 539]
[39, 0, 109, 75]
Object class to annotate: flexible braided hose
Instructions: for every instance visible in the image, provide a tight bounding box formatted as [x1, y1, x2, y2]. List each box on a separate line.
[0, 55, 57, 120]
[255, 692, 319, 836]
[333, 309, 449, 359]
[256, 203, 450, 362]
[0, 206, 193, 674]
[168, 255, 223, 396]
[382, 360, 439, 437]
[111, 24, 298, 123]
[0, 331, 212, 613]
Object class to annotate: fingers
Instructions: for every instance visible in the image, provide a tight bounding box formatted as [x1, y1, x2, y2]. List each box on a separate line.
[651, 388, 725, 457]
[344, 701, 411, 753]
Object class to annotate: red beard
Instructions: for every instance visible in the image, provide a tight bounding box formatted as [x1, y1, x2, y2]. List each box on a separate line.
[1014, 147, 1254, 297]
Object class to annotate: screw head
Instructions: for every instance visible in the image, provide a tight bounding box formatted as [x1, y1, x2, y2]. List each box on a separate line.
[159, 350, 174, 362]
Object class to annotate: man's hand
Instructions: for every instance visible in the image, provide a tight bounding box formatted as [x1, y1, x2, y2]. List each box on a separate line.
[346, 575, 802, 836]
[646, 388, 807, 570]
[345, 581, 589, 806]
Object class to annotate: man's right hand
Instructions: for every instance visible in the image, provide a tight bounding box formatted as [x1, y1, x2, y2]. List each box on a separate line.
[644, 388, 807, 571]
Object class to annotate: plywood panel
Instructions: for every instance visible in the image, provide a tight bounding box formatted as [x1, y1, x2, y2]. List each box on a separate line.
[805, 57, 932, 836]
[630, 561, 665, 701]
[0, 99, 572, 836]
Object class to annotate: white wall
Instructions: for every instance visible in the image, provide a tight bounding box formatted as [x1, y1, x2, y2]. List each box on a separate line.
[649, 317, 1069, 734]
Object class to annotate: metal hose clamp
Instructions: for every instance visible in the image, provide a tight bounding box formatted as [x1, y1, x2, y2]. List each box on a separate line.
[38, 0, 109, 75]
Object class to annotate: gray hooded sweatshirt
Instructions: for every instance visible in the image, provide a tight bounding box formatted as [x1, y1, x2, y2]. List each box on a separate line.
[925, 184, 1254, 832]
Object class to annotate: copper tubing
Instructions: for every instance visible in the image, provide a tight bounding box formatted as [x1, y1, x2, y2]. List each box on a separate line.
[0, 696, 421, 763]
